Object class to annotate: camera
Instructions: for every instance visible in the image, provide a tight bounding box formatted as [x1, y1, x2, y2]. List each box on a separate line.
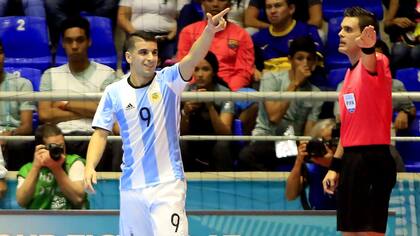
[305, 138, 327, 160]
[46, 143, 64, 161]
[304, 124, 340, 162]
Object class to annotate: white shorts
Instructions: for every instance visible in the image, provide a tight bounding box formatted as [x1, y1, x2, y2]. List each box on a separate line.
[119, 179, 188, 236]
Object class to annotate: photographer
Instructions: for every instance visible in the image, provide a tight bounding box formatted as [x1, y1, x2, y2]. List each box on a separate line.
[286, 119, 337, 210]
[16, 123, 88, 209]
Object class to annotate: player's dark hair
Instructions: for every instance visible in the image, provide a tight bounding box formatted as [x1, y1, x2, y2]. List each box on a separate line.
[124, 31, 157, 52]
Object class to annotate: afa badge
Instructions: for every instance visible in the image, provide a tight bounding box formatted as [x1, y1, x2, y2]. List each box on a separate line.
[149, 90, 162, 104]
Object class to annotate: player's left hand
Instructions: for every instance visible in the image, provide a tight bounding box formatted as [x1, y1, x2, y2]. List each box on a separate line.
[206, 8, 230, 33]
[356, 25, 376, 49]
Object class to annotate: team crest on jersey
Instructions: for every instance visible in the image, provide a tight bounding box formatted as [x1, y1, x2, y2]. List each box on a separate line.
[148, 82, 162, 104]
[228, 39, 239, 49]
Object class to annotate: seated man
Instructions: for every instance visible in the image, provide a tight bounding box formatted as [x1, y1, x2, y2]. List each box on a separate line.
[180, 52, 235, 171]
[286, 118, 338, 210]
[0, 39, 36, 170]
[38, 16, 119, 171]
[16, 123, 88, 209]
[238, 36, 323, 171]
[177, 0, 255, 92]
[252, 0, 324, 73]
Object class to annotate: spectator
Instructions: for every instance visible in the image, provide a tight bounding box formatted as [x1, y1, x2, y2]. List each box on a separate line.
[286, 118, 337, 210]
[45, 0, 118, 46]
[238, 36, 323, 171]
[252, 0, 324, 73]
[244, 0, 323, 34]
[180, 51, 235, 171]
[38, 17, 119, 171]
[178, 0, 205, 34]
[16, 123, 88, 209]
[117, 0, 188, 64]
[0, 0, 45, 17]
[0, 148, 7, 199]
[228, 0, 251, 27]
[177, 0, 255, 92]
[0, 39, 36, 170]
[383, 0, 420, 70]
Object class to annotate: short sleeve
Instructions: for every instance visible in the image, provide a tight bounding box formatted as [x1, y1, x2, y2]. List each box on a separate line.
[40, 69, 52, 92]
[68, 160, 85, 182]
[92, 86, 116, 132]
[18, 78, 36, 111]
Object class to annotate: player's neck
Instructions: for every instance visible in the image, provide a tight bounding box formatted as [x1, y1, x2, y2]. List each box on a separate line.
[130, 73, 154, 87]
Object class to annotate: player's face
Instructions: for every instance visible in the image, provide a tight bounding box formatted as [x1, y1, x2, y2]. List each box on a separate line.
[62, 27, 91, 62]
[338, 17, 362, 56]
[265, 0, 294, 26]
[202, 0, 231, 16]
[128, 40, 158, 79]
[193, 59, 214, 89]
[290, 51, 317, 72]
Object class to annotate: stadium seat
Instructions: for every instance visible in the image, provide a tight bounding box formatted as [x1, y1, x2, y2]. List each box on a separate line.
[325, 17, 351, 71]
[4, 67, 41, 91]
[327, 67, 347, 90]
[322, 0, 383, 21]
[0, 16, 51, 71]
[395, 67, 420, 110]
[55, 16, 117, 69]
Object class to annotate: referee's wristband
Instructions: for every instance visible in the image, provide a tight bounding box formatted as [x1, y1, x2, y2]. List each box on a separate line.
[329, 157, 342, 172]
[361, 47, 375, 54]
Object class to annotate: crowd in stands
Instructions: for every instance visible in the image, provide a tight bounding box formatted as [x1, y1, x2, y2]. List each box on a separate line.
[0, 0, 419, 210]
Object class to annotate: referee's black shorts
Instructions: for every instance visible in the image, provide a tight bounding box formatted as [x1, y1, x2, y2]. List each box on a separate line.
[337, 145, 396, 233]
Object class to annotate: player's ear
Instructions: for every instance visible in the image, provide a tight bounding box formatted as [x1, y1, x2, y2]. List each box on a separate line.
[125, 51, 132, 64]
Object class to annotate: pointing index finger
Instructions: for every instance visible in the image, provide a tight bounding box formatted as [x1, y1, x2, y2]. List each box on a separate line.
[214, 8, 230, 19]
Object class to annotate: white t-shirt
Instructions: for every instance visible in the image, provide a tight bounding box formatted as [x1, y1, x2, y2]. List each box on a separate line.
[119, 0, 188, 33]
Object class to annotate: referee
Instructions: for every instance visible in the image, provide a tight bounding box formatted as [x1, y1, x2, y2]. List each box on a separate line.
[322, 7, 397, 235]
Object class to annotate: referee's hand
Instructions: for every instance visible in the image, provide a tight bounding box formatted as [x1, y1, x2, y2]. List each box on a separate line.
[322, 170, 339, 195]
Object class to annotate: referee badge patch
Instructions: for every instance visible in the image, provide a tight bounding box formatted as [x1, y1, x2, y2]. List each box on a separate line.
[343, 93, 356, 113]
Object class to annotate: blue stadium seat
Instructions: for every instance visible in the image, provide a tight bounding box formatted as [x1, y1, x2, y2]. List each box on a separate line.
[395, 67, 420, 111]
[322, 0, 383, 21]
[4, 67, 41, 91]
[327, 67, 347, 90]
[55, 16, 117, 69]
[325, 17, 351, 71]
[0, 16, 51, 71]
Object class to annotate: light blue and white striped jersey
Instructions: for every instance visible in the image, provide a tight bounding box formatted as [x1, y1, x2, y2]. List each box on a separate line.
[92, 63, 187, 190]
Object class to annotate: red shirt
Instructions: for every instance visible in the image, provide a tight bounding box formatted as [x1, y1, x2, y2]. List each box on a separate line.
[177, 21, 254, 91]
[339, 53, 392, 147]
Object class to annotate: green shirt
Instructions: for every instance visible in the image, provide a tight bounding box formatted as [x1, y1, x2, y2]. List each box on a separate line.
[17, 154, 89, 209]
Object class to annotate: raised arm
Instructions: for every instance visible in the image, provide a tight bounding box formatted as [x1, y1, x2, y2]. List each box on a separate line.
[179, 8, 230, 80]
